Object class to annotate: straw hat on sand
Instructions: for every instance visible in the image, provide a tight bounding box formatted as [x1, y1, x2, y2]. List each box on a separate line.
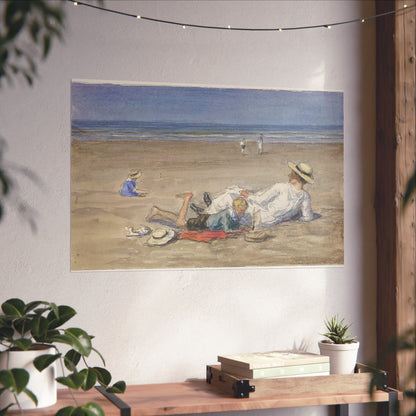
[146, 228, 176, 246]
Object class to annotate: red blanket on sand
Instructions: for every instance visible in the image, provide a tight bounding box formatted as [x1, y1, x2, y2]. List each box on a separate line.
[179, 229, 240, 242]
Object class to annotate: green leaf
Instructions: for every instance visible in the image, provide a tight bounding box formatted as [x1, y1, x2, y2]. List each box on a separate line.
[0, 368, 29, 393]
[33, 353, 61, 372]
[24, 301, 48, 314]
[42, 34, 51, 59]
[4, 0, 29, 27]
[80, 369, 97, 391]
[14, 47, 22, 57]
[10, 338, 32, 350]
[23, 387, 38, 406]
[81, 402, 105, 416]
[47, 305, 76, 329]
[5, 17, 26, 42]
[52, 328, 91, 357]
[31, 316, 50, 341]
[0, 169, 11, 196]
[45, 328, 60, 340]
[0, 48, 9, 62]
[0, 370, 15, 389]
[1, 298, 25, 316]
[13, 317, 32, 337]
[55, 403, 105, 416]
[23, 72, 33, 86]
[0, 403, 16, 416]
[0, 327, 14, 339]
[56, 372, 86, 390]
[49, 302, 59, 319]
[55, 406, 76, 416]
[64, 349, 81, 371]
[92, 367, 111, 387]
[26, 53, 37, 75]
[91, 347, 106, 366]
[106, 381, 126, 394]
[29, 19, 41, 42]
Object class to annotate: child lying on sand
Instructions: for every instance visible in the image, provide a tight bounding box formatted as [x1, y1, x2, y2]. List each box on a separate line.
[146, 193, 248, 233]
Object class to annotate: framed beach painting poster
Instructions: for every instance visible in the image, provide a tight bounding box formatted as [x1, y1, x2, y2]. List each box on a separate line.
[70, 81, 343, 271]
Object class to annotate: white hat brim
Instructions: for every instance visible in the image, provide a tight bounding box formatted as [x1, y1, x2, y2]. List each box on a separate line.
[146, 229, 176, 246]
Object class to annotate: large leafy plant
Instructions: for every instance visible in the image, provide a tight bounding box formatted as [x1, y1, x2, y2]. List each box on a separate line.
[321, 315, 357, 344]
[0, 298, 125, 416]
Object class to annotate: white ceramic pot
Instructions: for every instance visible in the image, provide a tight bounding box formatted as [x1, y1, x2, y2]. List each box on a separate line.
[318, 341, 359, 375]
[0, 344, 57, 409]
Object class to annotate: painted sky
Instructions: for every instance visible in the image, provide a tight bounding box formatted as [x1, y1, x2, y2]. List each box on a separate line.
[71, 82, 343, 127]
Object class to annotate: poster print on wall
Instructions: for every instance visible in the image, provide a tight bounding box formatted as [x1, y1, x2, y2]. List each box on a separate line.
[71, 80, 343, 271]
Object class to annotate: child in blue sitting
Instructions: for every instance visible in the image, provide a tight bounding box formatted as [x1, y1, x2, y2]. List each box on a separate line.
[120, 169, 146, 197]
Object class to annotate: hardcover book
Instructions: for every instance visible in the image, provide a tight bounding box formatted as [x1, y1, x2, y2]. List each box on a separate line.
[218, 351, 329, 370]
[220, 361, 330, 379]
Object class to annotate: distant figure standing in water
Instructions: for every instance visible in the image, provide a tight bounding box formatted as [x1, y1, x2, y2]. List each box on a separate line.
[240, 138, 247, 155]
[257, 134, 264, 155]
[120, 169, 146, 197]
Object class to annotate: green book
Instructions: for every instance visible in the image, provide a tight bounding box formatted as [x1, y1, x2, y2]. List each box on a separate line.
[220, 361, 330, 379]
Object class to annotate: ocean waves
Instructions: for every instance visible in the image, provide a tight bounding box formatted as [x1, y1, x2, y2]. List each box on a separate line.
[71, 120, 343, 144]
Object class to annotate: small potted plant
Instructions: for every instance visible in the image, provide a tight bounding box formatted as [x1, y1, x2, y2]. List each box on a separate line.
[318, 315, 360, 374]
[0, 298, 125, 415]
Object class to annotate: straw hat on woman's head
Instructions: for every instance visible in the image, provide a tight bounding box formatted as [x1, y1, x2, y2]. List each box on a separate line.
[288, 162, 314, 184]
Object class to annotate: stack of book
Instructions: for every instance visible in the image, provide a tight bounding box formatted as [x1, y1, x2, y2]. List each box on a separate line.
[217, 350, 330, 379]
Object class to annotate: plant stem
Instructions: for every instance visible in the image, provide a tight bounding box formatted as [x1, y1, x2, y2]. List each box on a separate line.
[55, 347, 78, 407]
[13, 392, 24, 416]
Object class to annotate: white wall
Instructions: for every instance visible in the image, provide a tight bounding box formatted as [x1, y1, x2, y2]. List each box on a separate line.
[0, 1, 376, 415]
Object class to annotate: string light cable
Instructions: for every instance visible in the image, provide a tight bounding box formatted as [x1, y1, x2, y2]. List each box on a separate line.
[68, 0, 415, 32]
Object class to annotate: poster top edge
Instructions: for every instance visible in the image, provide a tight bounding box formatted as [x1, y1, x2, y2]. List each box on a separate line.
[70, 78, 344, 94]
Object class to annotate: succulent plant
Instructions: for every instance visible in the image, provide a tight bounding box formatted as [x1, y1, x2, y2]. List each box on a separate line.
[321, 315, 357, 344]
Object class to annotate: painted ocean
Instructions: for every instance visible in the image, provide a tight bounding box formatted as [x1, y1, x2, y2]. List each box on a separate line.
[71, 120, 343, 144]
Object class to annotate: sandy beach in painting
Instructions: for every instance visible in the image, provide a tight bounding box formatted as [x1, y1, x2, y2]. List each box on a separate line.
[71, 139, 343, 271]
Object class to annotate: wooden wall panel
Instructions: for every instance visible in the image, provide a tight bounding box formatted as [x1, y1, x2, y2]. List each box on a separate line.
[376, 1, 416, 414]
[376, 0, 398, 387]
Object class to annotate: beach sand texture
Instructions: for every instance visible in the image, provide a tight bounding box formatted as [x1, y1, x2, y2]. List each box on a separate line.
[71, 140, 343, 271]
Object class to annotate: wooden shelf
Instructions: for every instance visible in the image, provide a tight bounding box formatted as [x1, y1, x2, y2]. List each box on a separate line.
[10, 379, 402, 416]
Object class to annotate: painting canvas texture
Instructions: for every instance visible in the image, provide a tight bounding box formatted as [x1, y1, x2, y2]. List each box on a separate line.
[71, 81, 344, 271]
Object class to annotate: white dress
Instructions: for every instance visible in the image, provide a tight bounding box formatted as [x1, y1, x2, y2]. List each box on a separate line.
[206, 183, 313, 227]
